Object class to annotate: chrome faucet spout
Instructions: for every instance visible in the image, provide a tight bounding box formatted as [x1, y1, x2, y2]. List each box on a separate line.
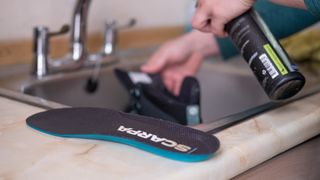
[71, 0, 91, 62]
[32, 0, 134, 78]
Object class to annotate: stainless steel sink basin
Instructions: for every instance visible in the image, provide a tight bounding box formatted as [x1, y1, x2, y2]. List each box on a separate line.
[1, 48, 319, 132]
[22, 58, 271, 124]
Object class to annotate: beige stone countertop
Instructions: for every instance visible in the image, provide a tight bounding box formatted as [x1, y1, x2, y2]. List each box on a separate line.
[0, 89, 320, 180]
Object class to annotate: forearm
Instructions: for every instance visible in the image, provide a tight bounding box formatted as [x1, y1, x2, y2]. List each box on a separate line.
[270, 0, 307, 9]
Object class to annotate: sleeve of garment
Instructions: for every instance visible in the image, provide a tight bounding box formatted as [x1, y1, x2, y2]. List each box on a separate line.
[304, 0, 320, 17]
[217, 0, 320, 60]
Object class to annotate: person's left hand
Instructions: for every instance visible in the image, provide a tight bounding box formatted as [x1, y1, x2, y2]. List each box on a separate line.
[141, 30, 218, 95]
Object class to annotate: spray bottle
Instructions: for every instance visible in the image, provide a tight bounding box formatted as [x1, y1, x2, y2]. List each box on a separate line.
[225, 9, 305, 100]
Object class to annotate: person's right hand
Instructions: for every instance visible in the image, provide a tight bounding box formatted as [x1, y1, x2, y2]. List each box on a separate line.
[141, 30, 219, 95]
[192, 0, 256, 37]
[192, 0, 307, 37]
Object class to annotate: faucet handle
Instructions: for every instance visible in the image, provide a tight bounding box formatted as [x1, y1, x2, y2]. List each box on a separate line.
[116, 18, 136, 30]
[105, 18, 136, 30]
[32, 24, 70, 78]
[48, 24, 70, 37]
[103, 19, 136, 55]
[32, 26, 49, 78]
[103, 20, 117, 55]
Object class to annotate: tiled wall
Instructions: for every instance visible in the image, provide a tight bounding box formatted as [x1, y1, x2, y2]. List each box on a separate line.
[0, 0, 194, 41]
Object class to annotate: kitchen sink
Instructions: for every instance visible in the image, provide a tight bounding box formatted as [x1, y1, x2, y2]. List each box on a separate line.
[22, 57, 271, 124]
[1, 48, 319, 132]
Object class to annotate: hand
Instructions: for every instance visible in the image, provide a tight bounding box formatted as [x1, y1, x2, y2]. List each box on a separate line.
[192, 0, 256, 37]
[141, 30, 219, 95]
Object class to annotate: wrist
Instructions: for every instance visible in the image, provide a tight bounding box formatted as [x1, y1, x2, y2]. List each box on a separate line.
[186, 30, 220, 57]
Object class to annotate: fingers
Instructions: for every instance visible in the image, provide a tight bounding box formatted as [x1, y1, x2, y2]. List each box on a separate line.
[185, 52, 203, 74]
[162, 53, 203, 96]
[192, 0, 255, 37]
[210, 17, 227, 37]
[192, 3, 227, 37]
[192, 0, 212, 33]
[163, 75, 175, 93]
[162, 71, 184, 96]
[173, 77, 183, 96]
[141, 49, 169, 73]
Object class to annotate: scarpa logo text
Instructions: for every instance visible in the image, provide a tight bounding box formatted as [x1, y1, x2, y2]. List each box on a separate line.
[117, 125, 193, 153]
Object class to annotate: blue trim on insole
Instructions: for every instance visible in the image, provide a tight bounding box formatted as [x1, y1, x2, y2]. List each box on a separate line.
[28, 124, 213, 162]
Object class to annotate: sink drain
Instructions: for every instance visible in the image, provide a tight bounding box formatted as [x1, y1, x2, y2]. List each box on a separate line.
[85, 77, 99, 94]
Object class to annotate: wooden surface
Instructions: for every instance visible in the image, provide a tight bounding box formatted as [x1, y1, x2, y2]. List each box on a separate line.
[0, 90, 320, 179]
[0, 26, 184, 66]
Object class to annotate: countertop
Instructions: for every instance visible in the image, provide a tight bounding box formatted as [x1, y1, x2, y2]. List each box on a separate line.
[234, 135, 320, 180]
[0, 88, 320, 179]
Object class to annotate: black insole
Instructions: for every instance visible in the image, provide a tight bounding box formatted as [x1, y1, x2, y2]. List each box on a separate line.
[26, 107, 219, 162]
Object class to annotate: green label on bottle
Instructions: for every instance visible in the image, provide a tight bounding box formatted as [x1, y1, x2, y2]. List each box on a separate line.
[263, 44, 288, 76]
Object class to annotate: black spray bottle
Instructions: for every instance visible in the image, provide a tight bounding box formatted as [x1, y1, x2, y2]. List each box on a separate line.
[225, 9, 305, 100]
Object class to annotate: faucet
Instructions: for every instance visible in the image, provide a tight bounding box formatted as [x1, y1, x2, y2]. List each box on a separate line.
[32, 0, 135, 78]
[71, 0, 91, 62]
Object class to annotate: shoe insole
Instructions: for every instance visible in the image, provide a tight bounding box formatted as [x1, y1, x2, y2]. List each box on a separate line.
[26, 107, 219, 162]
